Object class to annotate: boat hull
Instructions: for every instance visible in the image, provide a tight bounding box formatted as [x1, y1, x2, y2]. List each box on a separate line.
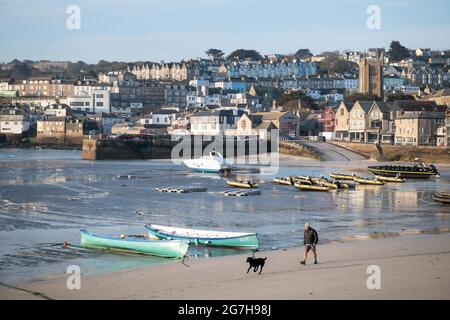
[368, 167, 437, 178]
[145, 225, 258, 249]
[375, 175, 405, 183]
[226, 181, 258, 188]
[329, 173, 354, 180]
[432, 195, 450, 204]
[273, 178, 294, 186]
[294, 183, 330, 191]
[80, 229, 188, 258]
[353, 177, 385, 185]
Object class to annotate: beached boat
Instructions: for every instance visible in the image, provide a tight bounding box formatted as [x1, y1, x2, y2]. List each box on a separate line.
[329, 173, 355, 180]
[272, 177, 295, 186]
[432, 194, 450, 204]
[335, 181, 356, 189]
[375, 175, 405, 183]
[183, 151, 231, 173]
[315, 180, 338, 189]
[353, 177, 385, 185]
[226, 180, 258, 188]
[434, 192, 450, 198]
[291, 177, 313, 185]
[367, 160, 439, 178]
[294, 182, 330, 192]
[80, 229, 188, 258]
[145, 224, 259, 249]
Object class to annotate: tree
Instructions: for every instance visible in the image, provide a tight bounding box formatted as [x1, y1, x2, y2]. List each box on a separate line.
[205, 49, 224, 61]
[344, 92, 381, 104]
[276, 90, 318, 111]
[388, 41, 410, 62]
[318, 55, 357, 75]
[385, 92, 415, 101]
[294, 49, 313, 59]
[227, 49, 262, 61]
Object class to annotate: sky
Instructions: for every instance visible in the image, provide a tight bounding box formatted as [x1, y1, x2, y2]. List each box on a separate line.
[1, 0, 450, 63]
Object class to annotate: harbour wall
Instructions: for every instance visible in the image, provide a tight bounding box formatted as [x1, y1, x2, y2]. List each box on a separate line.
[82, 136, 275, 160]
[331, 141, 450, 163]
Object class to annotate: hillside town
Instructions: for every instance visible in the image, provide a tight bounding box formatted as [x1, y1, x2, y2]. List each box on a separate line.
[1, 44, 450, 148]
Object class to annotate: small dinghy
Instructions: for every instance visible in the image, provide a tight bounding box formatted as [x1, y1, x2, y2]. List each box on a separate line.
[272, 177, 295, 186]
[335, 181, 356, 189]
[353, 177, 385, 185]
[329, 173, 355, 180]
[294, 182, 331, 192]
[434, 192, 450, 198]
[226, 180, 258, 188]
[375, 175, 405, 183]
[145, 224, 259, 249]
[80, 229, 188, 258]
[432, 194, 450, 204]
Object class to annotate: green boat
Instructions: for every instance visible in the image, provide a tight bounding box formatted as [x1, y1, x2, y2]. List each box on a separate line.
[80, 229, 188, 258]
[145, 224, 259, 249]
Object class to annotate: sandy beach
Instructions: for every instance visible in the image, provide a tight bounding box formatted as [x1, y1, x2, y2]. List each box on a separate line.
[1, 233, 449, 300]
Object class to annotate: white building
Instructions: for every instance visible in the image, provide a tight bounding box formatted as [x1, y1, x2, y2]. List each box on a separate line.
[67, 88, 111, 114]
[227, 60, 317, 78]
[187, 94, 221, 109]
[189, 109, 244, 136]
[44, 104, 71, 117]
[398, 85, 420, 94]
[139, 111, 178, 126]
[0, 113, 31, 134]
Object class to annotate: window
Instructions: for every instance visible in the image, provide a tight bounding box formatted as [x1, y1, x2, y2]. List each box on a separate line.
[96, 102, 104, 107]
[96, 94, 104, 98]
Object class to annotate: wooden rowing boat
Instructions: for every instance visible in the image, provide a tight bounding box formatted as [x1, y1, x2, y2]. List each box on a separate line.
[80, 229, 188, 258]
[145, 224, 259, 249]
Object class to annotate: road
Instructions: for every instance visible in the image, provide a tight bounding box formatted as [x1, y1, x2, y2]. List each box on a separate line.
[297, 141, 366, 161]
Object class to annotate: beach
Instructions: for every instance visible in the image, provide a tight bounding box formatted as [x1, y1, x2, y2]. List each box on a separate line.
[1, 233, 450, 299]
[1, 149, 450, 299]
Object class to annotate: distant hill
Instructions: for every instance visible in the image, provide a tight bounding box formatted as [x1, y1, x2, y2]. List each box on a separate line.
[0, 59, 130, 81]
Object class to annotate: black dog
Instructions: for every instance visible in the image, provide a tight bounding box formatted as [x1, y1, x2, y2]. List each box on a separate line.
[246, 257, 267, 275]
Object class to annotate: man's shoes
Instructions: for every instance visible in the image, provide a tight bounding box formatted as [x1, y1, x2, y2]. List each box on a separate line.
[300, 260, 306, 265]
[314, 260, 318, 264]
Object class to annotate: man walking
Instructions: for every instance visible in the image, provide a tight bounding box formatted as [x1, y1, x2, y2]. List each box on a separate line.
[300, 223, 318, 265]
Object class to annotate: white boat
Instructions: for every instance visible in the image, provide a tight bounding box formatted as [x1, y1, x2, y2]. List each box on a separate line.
[183, 151, 231, 173]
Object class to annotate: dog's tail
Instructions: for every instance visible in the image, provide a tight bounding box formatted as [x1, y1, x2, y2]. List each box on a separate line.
[264, 257, 267, 260]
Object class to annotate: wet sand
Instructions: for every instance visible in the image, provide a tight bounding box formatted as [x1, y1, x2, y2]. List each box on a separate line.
[2, 233, 450, 300]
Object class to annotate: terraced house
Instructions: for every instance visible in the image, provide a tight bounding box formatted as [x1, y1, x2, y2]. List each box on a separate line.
[348, 101, 372, 142]
[333, 100, 446, 145]
[334, 102, 351, 141]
